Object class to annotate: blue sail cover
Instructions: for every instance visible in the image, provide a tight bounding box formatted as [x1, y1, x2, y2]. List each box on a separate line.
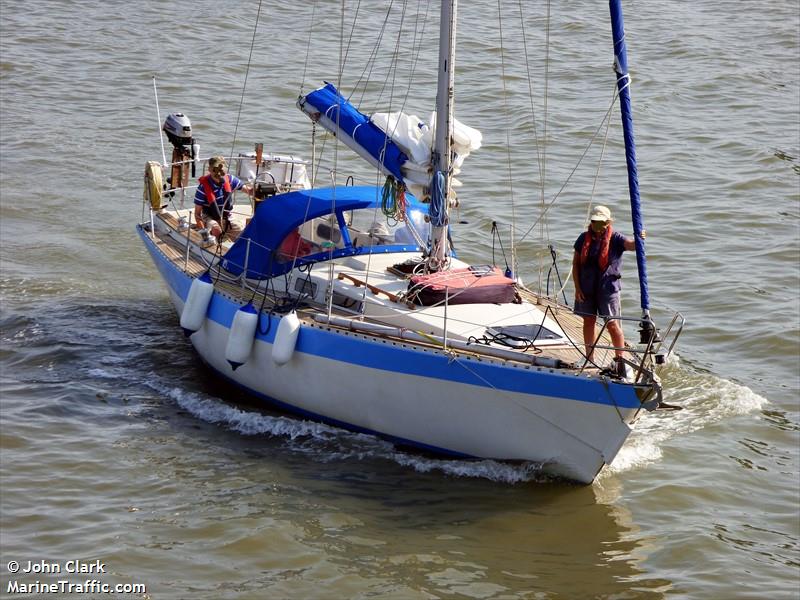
[609, 0, 650, 311]
[298, 83, 408, 182]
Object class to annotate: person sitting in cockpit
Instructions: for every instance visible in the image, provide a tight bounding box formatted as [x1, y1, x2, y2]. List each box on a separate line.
[194, 156, 252, 242]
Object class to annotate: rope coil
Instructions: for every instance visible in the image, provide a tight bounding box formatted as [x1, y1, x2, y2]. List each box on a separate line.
[381, 176, 407, 224]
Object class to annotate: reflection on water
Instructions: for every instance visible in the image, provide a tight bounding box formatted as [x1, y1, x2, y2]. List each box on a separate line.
[269, 477, 672, 599]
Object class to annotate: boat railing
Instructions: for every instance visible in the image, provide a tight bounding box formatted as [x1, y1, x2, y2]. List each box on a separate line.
[147, 154, 310, 212]
[166, 155, 310, 171]
[654, 311, 685, 360]
[582, 310, 685, 383]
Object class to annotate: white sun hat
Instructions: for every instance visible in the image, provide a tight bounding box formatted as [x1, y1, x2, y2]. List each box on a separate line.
[590, 205, 612, 222]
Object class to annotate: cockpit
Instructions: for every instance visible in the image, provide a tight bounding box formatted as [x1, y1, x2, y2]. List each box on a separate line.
[221, 186, 430, 280]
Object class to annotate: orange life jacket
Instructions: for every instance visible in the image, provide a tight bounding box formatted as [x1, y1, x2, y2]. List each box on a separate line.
[198, 174, 232, 214]
[580, 225, 612, 272]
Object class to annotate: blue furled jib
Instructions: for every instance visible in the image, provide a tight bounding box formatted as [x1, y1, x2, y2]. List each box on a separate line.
[609, 0, 649, 312]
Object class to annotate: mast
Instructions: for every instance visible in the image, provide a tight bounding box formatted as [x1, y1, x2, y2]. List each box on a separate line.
[609, 0, 653, 329]
[427, 0, 457, 271]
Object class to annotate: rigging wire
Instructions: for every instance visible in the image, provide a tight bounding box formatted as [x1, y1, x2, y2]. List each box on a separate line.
[325, 0, 347, 320]
[301, 2, 328, 190]
[496, 0, 517, 278]
[545, 245, 568, 305]
[351, 1, 397, 106]
[350, 0, 429, 131]
[517, 85, 621, 246]
[152, 76, 167, 166]
[377, 0, 430, 135]
[548, 85, 617, 303]
[366, 0, 429, 190]
[228, 0, 265, 162]
[375, 0, 409, 110]
[490, 221, 511, 274]
[338, 0, 364, 88]
[405, 0, 431, 104]
[347, 0, 423, 301]
[299, 0, 317, 96]
[372, 0, 409, 174]
[538, 0, 552, 293]
[516, 0, 545, 199]
[587, 86, 617, 219]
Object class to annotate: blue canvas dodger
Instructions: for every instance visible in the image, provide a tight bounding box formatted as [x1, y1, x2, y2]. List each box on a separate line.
[221, 186, 425, 280]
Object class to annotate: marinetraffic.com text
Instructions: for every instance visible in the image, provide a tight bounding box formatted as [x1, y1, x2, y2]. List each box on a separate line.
[5, 560, 146, 596]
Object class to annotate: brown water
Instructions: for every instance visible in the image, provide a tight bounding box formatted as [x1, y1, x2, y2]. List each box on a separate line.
[1, 1, 798, 598]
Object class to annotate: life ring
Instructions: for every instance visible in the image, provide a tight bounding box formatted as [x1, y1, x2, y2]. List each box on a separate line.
[143, 161, 164, 210]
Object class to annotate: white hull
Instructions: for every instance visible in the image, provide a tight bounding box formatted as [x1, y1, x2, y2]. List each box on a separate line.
[157, 270, 639, 484]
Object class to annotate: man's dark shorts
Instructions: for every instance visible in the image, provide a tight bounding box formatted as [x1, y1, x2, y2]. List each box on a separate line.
[575, 292, 621, 319]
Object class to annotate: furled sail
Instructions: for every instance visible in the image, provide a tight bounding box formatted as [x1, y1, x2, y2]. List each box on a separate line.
[297, 82, 408, 181]
[297, 82, 481, 198]
[609, 0, 650, 314]
[371, 111, 482, 196]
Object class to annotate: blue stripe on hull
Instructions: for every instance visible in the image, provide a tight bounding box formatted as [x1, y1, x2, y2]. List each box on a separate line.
[138, 225, 642, 410]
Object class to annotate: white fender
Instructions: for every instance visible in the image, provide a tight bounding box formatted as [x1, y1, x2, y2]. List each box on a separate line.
[225, 303, 259, 371]
[272, 311, 300, 365]
[180, 273, 214, 336]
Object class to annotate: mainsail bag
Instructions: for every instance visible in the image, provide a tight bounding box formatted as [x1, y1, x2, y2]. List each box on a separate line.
[408, 266, 517, 306]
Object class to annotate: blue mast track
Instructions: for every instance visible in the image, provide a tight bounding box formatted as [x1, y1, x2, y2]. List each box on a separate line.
[609, 0, 650, 315]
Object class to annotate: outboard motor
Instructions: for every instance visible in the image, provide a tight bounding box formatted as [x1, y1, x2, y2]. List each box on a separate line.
[162, 113, 199, 190]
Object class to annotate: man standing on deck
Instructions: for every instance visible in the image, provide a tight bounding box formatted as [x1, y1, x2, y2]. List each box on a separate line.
[193, 156, 252, 242]
[572, 205, 637, 372]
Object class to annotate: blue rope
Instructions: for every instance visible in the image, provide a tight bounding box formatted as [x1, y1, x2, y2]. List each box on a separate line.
[429, 171, 447, 227]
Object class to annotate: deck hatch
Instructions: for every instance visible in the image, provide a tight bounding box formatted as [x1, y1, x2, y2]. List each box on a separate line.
[487, 324, 564, 348]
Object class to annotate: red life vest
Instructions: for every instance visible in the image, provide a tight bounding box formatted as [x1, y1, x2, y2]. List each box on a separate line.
[580, 225, 612, 272]
[277, 229, 314, 262]
[198, 174, 232, 214]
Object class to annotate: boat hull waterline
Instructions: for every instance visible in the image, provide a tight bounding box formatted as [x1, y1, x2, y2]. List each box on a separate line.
[138, 226, 643, 484]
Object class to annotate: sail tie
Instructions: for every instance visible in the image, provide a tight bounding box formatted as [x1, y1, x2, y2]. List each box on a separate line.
[616, 73, 632, 92]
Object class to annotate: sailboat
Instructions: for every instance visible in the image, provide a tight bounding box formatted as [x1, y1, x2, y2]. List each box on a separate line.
[137, 0, 683, 483]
